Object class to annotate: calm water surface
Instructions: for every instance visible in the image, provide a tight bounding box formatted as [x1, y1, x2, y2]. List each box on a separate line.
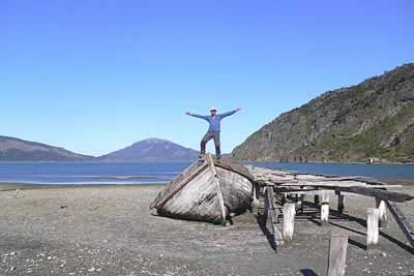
[0, 162, 191, 185]
[0, 161, 413, 185]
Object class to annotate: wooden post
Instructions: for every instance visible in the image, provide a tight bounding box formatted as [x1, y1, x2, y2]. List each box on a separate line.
[336, 191, 345, 214]
[281, 193, 286, 205]
[367, 208, 380, 249]
[327, 232, 348, 276]
[321, 194, 330, 225]
[375, 198, 387, 228]
[264, 187, 284, 246]
[314, 194, 320, 205]
[251, 186, 259, 216]
[283, 203, 296, 242]
[296, 194, 304, 213]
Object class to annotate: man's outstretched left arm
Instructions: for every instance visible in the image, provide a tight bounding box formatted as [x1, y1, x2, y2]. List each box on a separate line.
[219, 107, 242, 119]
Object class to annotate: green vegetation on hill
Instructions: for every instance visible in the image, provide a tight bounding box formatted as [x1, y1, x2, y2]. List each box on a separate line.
[232, 63, 414, 163]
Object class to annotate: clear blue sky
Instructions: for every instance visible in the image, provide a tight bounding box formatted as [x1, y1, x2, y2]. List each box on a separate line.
[1, 1, 413, 156]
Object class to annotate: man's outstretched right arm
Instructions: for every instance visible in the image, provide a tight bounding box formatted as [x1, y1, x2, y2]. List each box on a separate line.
[186, 112, 209, 121]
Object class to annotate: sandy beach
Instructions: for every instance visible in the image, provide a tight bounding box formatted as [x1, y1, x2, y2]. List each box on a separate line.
[0, 183, 413, 276]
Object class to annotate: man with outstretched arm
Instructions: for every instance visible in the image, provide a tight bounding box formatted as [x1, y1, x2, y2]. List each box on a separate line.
[186, 107, 242, 160]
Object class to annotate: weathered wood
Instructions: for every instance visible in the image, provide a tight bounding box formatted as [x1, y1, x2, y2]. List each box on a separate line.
[296, 194, 304, 212]
[314, 194, 320, 205]
[375, 198, 388, 228]
[215, 159, 256, 183]
[336, 191, 345, 214]
[152, 163, 208, 208]
[207, 154, 227, 224]
[386, 201, 414, 249]
[281, 181, 370, 187]
[327, 232, 348, 276]
[272, 184, 412, 203]
[280, 181, 402, 189]
[282, 203, 296, 241]
[321, 194, 330, 225]
[367, 208, 380, 249]
[251, 185, 259, 216]
[264, 187, 284, 246]
[249, 164, 414, 253]
[338, 186, 413, 203]
[150, 154, 254, 224]
[159, 167, 223, 222]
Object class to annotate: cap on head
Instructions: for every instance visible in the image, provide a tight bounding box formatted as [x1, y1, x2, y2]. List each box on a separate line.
[210, 107, 217, 112]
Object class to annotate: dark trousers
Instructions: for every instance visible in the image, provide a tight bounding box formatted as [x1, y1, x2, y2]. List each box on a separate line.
[200, 131, 221, 158]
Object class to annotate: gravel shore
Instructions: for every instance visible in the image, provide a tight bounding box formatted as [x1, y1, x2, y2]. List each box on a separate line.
[0, 184, 413, 276]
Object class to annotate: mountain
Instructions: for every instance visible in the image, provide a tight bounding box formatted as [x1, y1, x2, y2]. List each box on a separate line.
[99, 138, 199, 162]
[0, 136, 93, 161]
[233, 63, 414, 163]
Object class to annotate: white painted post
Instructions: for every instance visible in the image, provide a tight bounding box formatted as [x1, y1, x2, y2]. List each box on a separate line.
[321, 194, 330, 225]
[367, 208, 380, 249]
[375, 198, 388, 228]
[283, 203, 296, 242]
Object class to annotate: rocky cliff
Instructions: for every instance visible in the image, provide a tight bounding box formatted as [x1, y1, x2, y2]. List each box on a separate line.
[232, 63, 414, 163]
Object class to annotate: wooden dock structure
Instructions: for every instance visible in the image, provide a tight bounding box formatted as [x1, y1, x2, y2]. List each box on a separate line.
[246, 164, 414, 251]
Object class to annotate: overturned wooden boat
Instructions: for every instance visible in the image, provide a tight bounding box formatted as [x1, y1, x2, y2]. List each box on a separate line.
[150, 154, 255, 224]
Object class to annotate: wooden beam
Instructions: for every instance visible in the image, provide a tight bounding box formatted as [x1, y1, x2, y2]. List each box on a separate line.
[280, 182, 402, 189]
[386, 201, 414, 249]
[327, 232, 348, 276]
[207, 154, 227, 225]
[272, 185, 412, 203]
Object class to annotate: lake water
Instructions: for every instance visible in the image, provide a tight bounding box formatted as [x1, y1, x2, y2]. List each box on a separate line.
[0, 161, 413, 185]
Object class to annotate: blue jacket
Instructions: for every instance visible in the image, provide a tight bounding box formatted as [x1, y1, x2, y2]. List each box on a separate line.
[191, 110, 237, 132]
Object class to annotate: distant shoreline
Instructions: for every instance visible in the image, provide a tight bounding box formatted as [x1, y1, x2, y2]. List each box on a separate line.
[0, 182, 167, 192]
[242, 159, 414, 165]
[0, 158, 413, 165]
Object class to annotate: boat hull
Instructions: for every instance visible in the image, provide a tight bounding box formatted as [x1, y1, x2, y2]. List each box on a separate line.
[150, 156, 254, 223]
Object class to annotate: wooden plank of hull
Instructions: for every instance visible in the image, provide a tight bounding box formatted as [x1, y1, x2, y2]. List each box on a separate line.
[150, 162, 208, 209]
[207, 154, 227, 224]
[216, 166, 253, 215]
